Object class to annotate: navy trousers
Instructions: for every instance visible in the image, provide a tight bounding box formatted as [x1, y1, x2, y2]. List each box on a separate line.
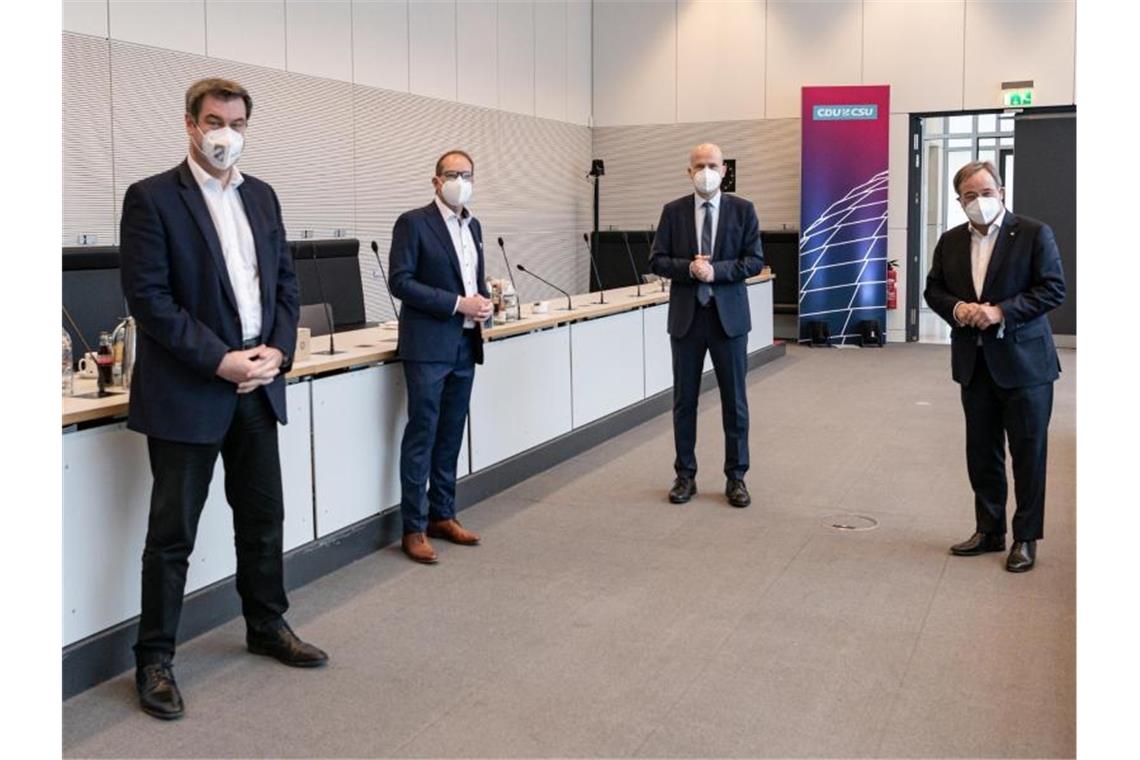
[399, 330, 477, 534]
[960, 347, 1053, 541]
[670, 303, 750, 480]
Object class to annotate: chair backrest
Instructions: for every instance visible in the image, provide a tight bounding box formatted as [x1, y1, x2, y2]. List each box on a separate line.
[289, 239, 368, 330]
[299, 303, 334, 337]
[62, 246, 125, 359]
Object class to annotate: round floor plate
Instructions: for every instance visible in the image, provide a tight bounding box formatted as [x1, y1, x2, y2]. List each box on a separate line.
[821, 513, 879, 532]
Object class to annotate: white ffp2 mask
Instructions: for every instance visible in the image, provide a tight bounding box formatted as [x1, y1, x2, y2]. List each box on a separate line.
[693, 167, 722, 195]
[441, 177, 473, 207]
[964, 196, 1002, 227]
[195, 125, 244, 171]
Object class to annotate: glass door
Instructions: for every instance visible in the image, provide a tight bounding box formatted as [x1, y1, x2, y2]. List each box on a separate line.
[915, 111, 1015, 344]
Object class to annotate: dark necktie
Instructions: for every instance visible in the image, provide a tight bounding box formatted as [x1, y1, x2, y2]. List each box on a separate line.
[698, 201, 713, 306]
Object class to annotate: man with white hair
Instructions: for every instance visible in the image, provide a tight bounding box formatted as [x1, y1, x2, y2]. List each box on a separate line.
[650, 143, 764, 508]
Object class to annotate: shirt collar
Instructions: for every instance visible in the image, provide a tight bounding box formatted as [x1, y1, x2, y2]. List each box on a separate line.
[695, 190, 722, 210]
[187, 151, 244, 191]
[969, 207, 1005, 239]
[434, 194, 471, 225]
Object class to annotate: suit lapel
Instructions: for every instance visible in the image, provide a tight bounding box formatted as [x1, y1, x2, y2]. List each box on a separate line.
[954, 225, 979, 302]
[236, 180, 274, 334]
[423, 201, 464, 283]
[682, 195, 698, 257]
[712, 195, 730, 260]
[980, 213, 1018, 301]
[177, 161, 240, 316]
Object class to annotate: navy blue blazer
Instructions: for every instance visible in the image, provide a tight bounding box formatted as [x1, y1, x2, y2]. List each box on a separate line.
[120, 160, 300, 444]
[924, 213, 1066, 389]
[388, 201, 490, 364]
[649, 193, 765, 338]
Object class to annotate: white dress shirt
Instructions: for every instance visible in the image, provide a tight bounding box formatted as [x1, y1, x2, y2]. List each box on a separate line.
[955, 207, 1006, 338]
[970, 207, 1005, 300]
[187, 153, 261, 341]
[435, 196, 479, 329]
[694, 190, 721, 256]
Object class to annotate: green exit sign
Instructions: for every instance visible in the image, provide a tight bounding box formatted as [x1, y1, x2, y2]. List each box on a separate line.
[1001, 80, 1035, 107]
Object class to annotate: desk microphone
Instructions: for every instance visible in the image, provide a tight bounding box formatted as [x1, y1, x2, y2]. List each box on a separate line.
[516, 264, 573, 312]
[308, 241, 343, 355]
[621, 231, 643, 298]
[581, 233, 606, 304]
[369, 240, 400, 327]
[646, 229, 666, 292]
[496, 237, 523, 321]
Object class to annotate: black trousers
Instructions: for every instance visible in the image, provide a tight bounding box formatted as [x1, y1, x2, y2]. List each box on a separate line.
[960, 348, 1053, 542]
[134, 390, 288, 665]
[670, 303, 750, 480]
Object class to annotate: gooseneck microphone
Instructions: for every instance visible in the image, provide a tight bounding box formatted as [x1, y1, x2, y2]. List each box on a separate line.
[516, 264, 573, 312]
[581, 233, 606, 305]
[369, 240, 400, 328]
[496, 237, 523, 321]
[309, 241, 343, 355]
[621, 231, 643, 298]
[646, 229, 666, 292]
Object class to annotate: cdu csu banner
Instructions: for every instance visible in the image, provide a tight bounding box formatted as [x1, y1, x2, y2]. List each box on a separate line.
[799, 85, 890, 344]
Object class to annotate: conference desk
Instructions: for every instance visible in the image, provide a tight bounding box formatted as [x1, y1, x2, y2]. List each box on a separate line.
[62, 275, 778, 691]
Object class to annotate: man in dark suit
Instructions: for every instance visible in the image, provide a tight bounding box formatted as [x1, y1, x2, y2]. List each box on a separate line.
[389, 150, 492, 564]
[650, 143, 765, 508]
[120, 79, 327, 720]
[924, 160, 1066, 573]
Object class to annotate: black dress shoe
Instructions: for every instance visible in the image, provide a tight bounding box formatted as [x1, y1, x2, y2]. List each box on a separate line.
[669, 476, 696, 504]
[136, 661, 184, 720]
[726, 479, 751, 508]
[247, 621, 329, 668]
[949, 531, 1005, 556]
[1006, 540, 1036, 573]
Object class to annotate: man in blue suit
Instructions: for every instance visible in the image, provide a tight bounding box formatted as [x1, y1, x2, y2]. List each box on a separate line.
[650, 143, 765, 508]
[924, 160, 1066, 573]
[389, 150, 493, 564]
[120, 79, 327, 720]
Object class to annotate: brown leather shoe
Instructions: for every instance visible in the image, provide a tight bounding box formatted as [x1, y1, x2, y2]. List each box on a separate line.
[401, 532, 438, 564]
[427, 518, 481, 545]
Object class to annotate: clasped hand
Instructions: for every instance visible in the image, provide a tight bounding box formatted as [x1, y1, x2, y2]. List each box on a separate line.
[954, 302, 1004, 330]
[217, 345, 284, 394]
[458, 294, 493, 321]
[689, 254, 714, 283]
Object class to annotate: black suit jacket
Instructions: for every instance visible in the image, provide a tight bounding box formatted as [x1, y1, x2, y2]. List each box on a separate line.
[120, 160, 300, 444]
[924, 212, 1066, 389]
[649, 193, 764, 338]
[388, 201, 490, 364]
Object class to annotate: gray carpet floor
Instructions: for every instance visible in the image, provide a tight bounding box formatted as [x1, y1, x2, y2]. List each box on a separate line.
[63, 343, 1076, 758]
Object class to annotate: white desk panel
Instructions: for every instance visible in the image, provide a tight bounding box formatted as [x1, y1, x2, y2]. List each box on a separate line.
[62, 382, 317, 646]
[470, 327, 572, 472]
[747, 280, 775, 353]
[281, 382, 316, 552]
[643, 304, 673, 398]
[570, 309, 644, 428]
[312, 364, 406, 537]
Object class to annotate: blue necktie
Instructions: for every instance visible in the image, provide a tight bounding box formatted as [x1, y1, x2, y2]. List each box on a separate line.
[698, 201, 713, 306]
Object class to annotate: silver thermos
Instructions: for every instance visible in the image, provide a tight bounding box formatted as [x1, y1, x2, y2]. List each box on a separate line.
[111, 316, 137, 389]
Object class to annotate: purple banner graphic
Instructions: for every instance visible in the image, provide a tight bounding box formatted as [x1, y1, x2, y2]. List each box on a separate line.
[799, 85, 890, 344]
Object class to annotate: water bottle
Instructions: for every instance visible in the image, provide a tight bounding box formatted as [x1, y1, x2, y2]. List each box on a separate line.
[503, 281, 519, 322]
[62, 330, 74, 396]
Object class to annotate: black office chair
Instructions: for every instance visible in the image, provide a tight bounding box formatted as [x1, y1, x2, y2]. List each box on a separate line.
[299, 303, 334, 338]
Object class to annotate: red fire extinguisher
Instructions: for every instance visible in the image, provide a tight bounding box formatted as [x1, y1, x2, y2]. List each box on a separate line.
[886, 260, 899, 310]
